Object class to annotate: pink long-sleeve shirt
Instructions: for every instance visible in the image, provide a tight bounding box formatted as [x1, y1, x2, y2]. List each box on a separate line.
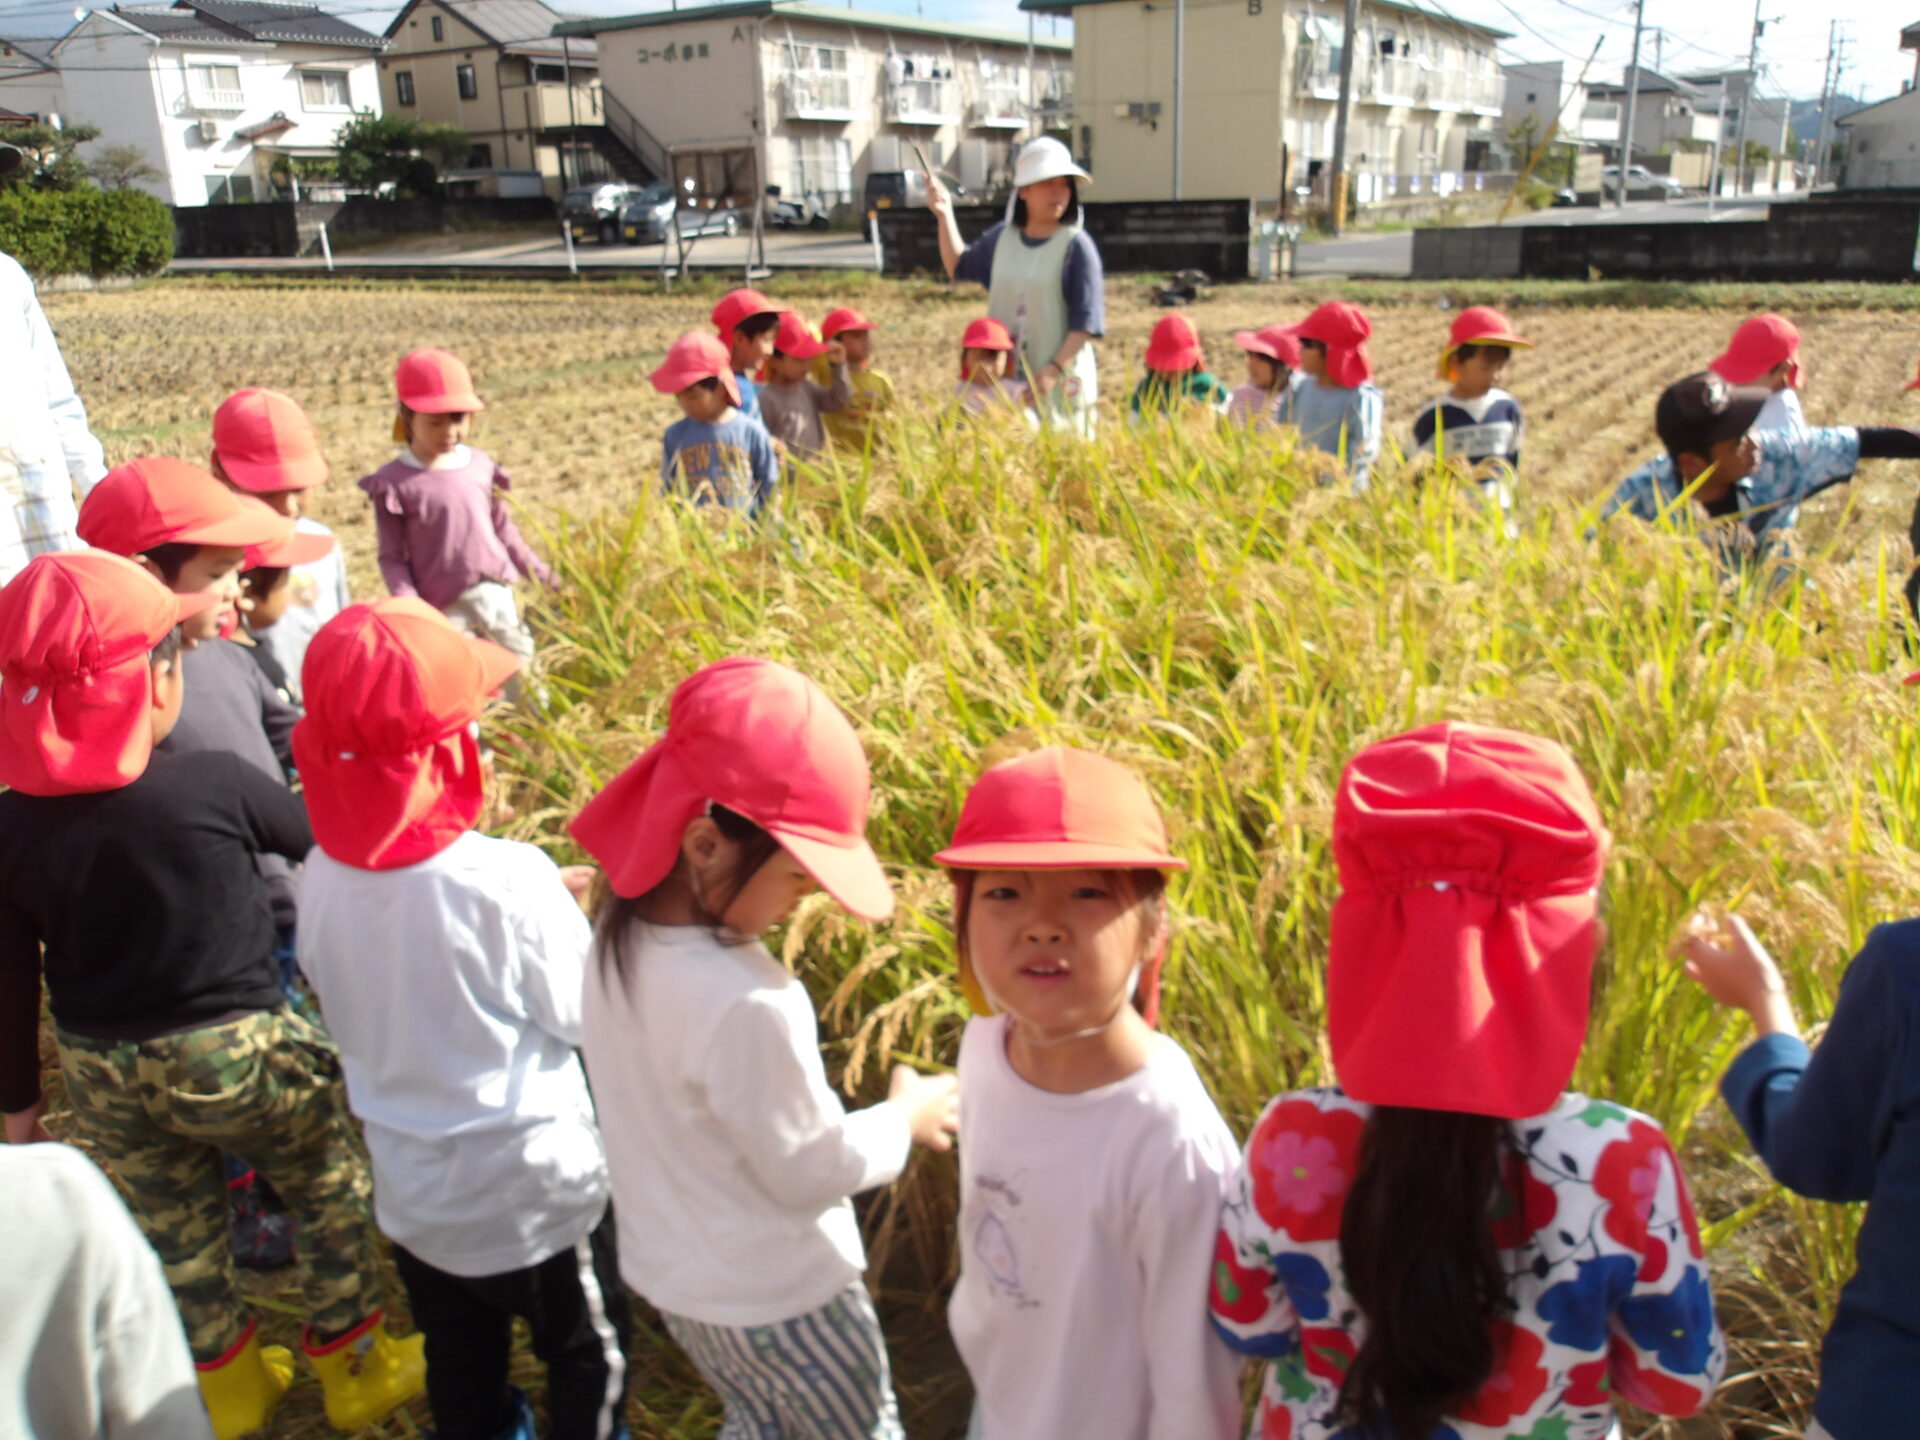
[358, 447, 555, 610]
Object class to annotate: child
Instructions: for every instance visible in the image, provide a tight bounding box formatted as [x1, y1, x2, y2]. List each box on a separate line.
[1679, 906, 1920, 1440]
[210, 386, 352, 702]
[757, 312, 852, 464]
[654, 331, 781, 517]
[1290, 301, 1384, 492]
[0, 550, 424, 1440]
[294, 598, 628, 1440]
[1225, 325, 1300, 432]
[359, 348, 557, 705]
[569, 657, 958, 1439]
[711, 288, 789, 424]
[956, 317, 1033, 417]
[237, 525, 337, 709]
[938, 746, 1242, 1440]
[818, 307, 895, 454]
[1603, 371, 1920, 566]
[1213, 723, 1722, 1437]
[1412, 306, 1533, 517]
[1130, 313, 1231, 422]
[1709, 313, 1807, 435]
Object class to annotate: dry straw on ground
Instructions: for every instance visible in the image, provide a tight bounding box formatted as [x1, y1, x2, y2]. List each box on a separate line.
[35, 274, 1920, 1438]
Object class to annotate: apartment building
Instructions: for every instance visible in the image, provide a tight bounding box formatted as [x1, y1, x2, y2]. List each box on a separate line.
[378, 0, 614, 197]
[1020, 0, 1504, 206]
[554, 0, 1071, 214]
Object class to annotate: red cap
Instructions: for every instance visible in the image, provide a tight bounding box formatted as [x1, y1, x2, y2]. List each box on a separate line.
[773, 312, 830, 360]
[0, 551, 216, 796]
[1234, 325, 1302, 368]
[395, 348, 485, 414]
[651, 332, 742, 405]
[245, 525, 336, 571]
[569, 657, 892, 921]
[1144, 313, 1204, 372]
[1328, 723, 1609, 1120]
[961, 317, 1014, 352]
[711, 288, 789, 347]
[293, 598, 520, 871]
[78, 458, 292, 557]
[211, 388, 328, 492]
[1709, 313, 1802, 389]
[1904, 360, 1920, 394]
[1291, 302, 1374, 389]
[935, 746, 1185, 872]
[1437, 305, 1534, 380]
[821, 307, 875, 339]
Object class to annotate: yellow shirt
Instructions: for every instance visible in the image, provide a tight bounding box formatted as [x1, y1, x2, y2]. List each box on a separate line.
[812, 364, 895, 453]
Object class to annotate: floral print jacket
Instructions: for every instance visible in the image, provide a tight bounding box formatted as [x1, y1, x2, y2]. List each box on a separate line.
[1210, 1089, 1724, 1440]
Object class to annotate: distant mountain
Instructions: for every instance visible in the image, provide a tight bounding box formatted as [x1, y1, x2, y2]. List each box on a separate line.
[1790, 95, 1869, 140]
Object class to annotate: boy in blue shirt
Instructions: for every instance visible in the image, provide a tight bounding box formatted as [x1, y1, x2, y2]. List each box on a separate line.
[654, 332, 780, 518]
[1603, 371, 1920, 566]
[1681, 908, 1920, 1440]
[1412, 305, 1531, 522]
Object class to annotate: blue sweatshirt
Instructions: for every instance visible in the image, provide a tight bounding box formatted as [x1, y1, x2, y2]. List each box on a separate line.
[1722, 918, 1920, 1439]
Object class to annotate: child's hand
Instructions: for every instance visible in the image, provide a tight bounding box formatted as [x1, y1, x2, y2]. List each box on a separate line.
[1674, 910, 1802, 1038]
[889, 1064, 960, 1152]
[559, 865, 599, 911]
[825, 341, 847, 367]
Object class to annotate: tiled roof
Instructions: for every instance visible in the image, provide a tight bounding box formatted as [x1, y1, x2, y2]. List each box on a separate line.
[114, 1, 385, 49]
[556, 0, 1072, 51]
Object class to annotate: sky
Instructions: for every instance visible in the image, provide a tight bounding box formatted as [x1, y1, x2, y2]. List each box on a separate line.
[0, 0, 1910, 105]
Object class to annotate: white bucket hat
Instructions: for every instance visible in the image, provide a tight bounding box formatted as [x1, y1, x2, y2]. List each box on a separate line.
[1012, 136, 1090, 190]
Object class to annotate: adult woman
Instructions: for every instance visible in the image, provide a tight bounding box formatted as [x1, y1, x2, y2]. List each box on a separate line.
[929, 137, 1106, 435]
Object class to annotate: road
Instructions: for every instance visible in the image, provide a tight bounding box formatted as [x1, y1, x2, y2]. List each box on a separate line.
[1293, 192, 1799, 278]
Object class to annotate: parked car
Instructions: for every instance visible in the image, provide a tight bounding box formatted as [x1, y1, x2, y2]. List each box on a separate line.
[1551, 186, 1580, 207]
[560, 182, 650, 244]
[1602, 164, 1688, 199]
[617, 181, 678, 242]
[622, 195, 741, 244]
[861, 169, 988, 238]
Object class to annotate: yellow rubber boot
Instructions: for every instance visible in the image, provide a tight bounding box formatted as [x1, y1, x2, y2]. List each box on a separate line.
[195, 1324, 294, 1440]
[301, 1311, 427, 1433]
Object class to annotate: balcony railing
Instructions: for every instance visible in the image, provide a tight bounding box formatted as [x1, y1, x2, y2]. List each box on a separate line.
[1371, 57, 1425, 106]
[782, 71, 855, 121]
[884, 76, 959, 125]
[1581, 100, 1622, 123]
[971, 83, 1027, 128]
[189, 85, 247, 112]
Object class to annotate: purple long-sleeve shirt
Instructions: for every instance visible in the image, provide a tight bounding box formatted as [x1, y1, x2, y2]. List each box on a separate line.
[358, 447, 555, 610]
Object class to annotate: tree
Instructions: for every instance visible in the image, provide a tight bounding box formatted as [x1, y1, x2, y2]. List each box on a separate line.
[0, 121, 103, 191]
[1505, 114, 1574, 188]
[332, 111, 467, 197]
[85, 144, 162, 192]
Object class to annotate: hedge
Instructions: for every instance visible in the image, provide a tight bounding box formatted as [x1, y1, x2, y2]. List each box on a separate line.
[0, 187, 174, 278]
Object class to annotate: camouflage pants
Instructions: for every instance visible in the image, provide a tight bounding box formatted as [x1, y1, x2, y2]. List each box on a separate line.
[56, 1006, 382, 1361]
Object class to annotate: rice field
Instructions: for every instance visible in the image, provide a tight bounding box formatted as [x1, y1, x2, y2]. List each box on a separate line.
[35, 273, 1920, 1438]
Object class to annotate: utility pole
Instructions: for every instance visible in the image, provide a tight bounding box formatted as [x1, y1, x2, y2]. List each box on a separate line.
[1650, 28, 1662, 79]
[1616, 0, 1645, 209]
[1707, 84, 1726, 212]
[1811, 20, 1837, 188]
[1172, 0, 1184, 199]
[1328, 0, 1361, 234]
[1732, 0, 1763, 197]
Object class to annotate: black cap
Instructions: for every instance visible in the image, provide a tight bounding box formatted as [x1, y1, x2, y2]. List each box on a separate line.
[1655, 371, 1768, 462]
[0, 145, 21, 179]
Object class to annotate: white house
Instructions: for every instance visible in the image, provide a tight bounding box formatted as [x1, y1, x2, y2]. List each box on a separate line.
[54, 0, 385, 206]
[0, 38, 67, 123]
[1836, 86, 1920, 189]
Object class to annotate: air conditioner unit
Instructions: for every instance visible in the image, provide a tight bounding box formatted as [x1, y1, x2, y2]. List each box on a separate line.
[197, 118, 220, 142]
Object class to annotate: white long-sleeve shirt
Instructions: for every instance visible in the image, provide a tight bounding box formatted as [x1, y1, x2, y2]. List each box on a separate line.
[0, 252, 108, 583]
[1752, 385, 1807, 436]
[0, 1144, 212, 1439]
[581, 921, 910, 1327]
[298, 830, 609, 1277]
[950, 1016, 1243, 1440]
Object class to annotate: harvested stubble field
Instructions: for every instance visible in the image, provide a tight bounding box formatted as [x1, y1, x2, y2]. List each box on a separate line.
[32, 272, 1920, 1439]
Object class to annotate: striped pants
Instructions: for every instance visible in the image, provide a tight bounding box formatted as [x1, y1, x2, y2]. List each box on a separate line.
[661, 1283, 905, 1440]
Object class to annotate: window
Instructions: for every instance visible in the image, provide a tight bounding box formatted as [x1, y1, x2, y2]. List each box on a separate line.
[467, 141, 492, 168]
[299, 69, 350, 108]
[204, 173, 254, 202]
[430, 14, 443, 40]
[186, 61, 242, 101]
[531, 61, 566, 83]
[456, 63, 477, 100]
[395, 69, 416, 105]
[787, 134, 852, 205]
